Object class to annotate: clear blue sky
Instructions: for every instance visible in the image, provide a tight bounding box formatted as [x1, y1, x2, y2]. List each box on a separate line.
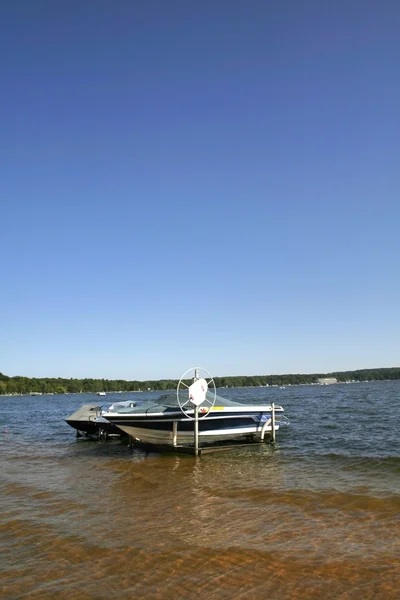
[1, 0, 399, 380]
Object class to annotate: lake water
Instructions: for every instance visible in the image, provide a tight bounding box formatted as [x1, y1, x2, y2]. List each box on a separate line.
[1, 381, 399, 599]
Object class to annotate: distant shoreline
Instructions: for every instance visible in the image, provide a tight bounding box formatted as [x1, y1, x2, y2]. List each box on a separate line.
[1, 367, 399, 396]
[0, 377, 397, 398]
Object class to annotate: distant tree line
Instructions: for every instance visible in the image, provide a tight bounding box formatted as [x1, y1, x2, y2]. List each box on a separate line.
[0, 367, 400, 396]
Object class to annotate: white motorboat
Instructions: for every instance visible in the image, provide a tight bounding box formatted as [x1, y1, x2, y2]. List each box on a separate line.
[102, 368, 288, 451]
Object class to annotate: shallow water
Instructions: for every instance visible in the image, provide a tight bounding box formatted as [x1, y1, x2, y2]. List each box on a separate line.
[1, 382, 399, 599]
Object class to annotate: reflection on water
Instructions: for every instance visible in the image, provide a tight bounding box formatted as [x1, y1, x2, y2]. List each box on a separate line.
[1, 382, 400, 598]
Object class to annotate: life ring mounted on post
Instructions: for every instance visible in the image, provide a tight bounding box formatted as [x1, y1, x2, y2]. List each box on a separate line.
[176, 367, 216, 420]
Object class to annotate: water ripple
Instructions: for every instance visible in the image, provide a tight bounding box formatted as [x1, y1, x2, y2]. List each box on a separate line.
[1, 382, 400, 598]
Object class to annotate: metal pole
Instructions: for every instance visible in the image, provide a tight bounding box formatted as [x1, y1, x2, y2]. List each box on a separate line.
[260, 418, 271, 441]
[193, 369, 199, 455]
[172, 421, 178, 447]
[271, 402, 276, 443]
[194, 405, 199, 456]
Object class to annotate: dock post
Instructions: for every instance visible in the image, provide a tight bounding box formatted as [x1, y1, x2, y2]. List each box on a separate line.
[194, 406, 199, 456]
[172, 422, 178, 447]
[271, 402, 276, 443]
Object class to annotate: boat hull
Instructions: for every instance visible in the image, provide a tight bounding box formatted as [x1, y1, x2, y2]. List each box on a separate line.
[105, 411, 279, 447]
[65, 404, 123, 437]
[65, 418, 122, 437]
[115, 423, 277, 445]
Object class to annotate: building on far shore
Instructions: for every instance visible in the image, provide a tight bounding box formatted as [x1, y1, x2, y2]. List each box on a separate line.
[317, 377, 338, 385]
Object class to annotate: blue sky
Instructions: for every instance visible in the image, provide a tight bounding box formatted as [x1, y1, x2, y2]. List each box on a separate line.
[1, 0, 399, 380]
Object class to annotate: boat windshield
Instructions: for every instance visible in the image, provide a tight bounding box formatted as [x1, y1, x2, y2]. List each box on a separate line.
[105, 392, 283, 414]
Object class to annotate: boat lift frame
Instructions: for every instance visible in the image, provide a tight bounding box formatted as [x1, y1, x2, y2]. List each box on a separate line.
[127, 402, 278, 456]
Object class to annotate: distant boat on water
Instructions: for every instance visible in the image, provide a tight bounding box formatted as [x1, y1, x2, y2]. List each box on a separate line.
[97, 391, 106, 396]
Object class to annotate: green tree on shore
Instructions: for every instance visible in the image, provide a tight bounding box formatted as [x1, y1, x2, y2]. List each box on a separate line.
[1, 368, 400, 395]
